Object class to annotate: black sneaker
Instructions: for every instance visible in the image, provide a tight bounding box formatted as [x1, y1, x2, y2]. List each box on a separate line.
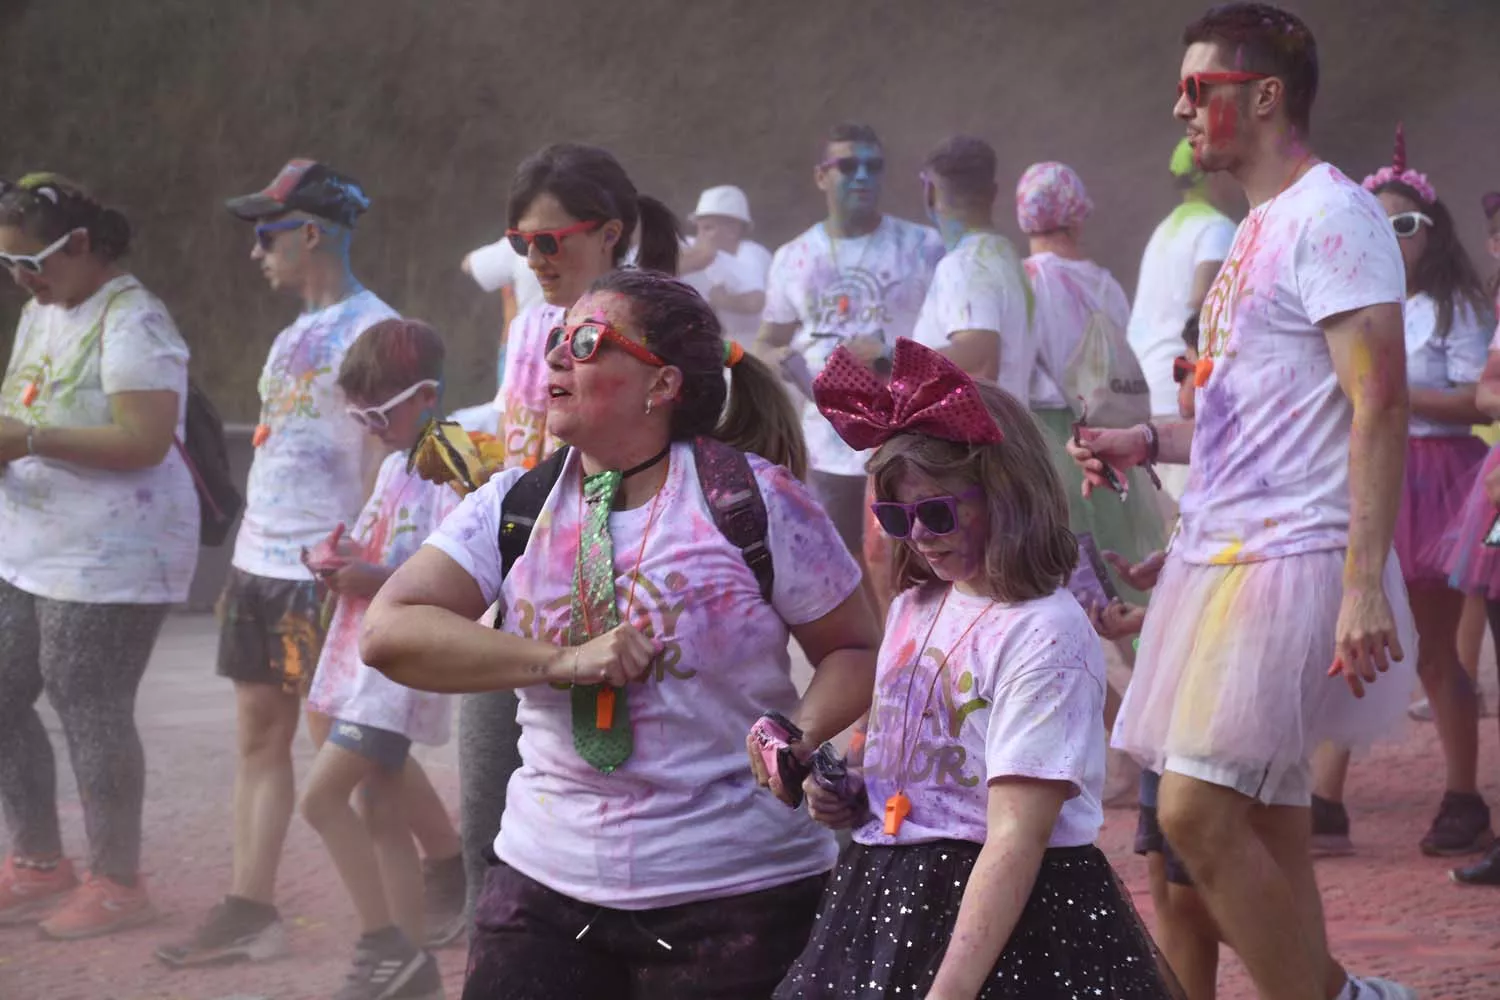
[421, 855, 467, 949]
[154, 895, 290, 968]
[1451, 841, 1500, 886]
[1310, 794, 1354, 857]
[1420, 791, 1493, 857]
[332, 928, 445, 1000]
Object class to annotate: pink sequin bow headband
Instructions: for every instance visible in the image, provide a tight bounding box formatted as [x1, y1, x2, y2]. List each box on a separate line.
[812, 338, 1004, 450]
[1361, 123, 1436, 205]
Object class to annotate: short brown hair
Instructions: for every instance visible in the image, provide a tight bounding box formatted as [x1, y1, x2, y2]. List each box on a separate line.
[1183, 3, 1318, 133]
[337, 318, 446, 404]
[869, 382, 1076, 603]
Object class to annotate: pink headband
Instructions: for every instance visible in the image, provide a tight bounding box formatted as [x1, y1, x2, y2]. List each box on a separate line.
[813, 338, 1004, 451]
[1015, 162, 1093, 235]
[1361, 123, 1436, 205]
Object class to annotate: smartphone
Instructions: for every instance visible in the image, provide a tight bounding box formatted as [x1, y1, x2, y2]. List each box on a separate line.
[1069, 532, 1120, 610]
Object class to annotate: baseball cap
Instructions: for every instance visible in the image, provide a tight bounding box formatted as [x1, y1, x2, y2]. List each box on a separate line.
[690, 185, 753, 230]
[225, 159, 370, 228]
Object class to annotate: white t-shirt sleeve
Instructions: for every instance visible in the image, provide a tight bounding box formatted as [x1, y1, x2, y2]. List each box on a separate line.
[758, 461, 863, 625]
[942, 257, 1005, 337]
[739, 242, 774, 284]
[1194, 216, 1236, 266]
[422, 466, 529, 605]
[982, 614, 1104, 797]
[467, 241, 518, 294]
[1296, 198, 1406, 326]
[100, 299, 189, 396]
[762, 244, 800, 326]
[1447, 303, 1491, 385]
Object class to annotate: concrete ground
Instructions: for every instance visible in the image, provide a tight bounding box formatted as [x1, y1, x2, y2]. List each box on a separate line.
[2, 613, 1499, 1000]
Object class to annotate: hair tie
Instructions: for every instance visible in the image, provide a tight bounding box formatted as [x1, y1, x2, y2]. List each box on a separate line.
[724, 341, 745, 368]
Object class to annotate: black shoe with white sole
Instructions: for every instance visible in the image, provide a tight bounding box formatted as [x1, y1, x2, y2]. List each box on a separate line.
[332, 927, 445, 1000]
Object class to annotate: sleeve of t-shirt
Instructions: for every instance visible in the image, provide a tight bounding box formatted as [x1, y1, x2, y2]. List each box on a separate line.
[982, 611, 1105, 796]
[421, 466, 529, 606]
[762, 243, 800, 326]
[741, 242, 774, 284]
[1447, 303, 1491, 385]
[100, 298, 190, 396]
[756, 459, 864, 626]
[1296, 196, 1406, 325]
[467, 241, 516, 294]
[1194, 217, 1236, 266]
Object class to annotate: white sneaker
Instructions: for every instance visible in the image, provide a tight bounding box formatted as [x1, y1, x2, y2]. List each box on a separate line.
[1350, 976, 1417, 1000]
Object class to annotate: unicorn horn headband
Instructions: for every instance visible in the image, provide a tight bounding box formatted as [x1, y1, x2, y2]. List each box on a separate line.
[1361, 122, 1436, 205]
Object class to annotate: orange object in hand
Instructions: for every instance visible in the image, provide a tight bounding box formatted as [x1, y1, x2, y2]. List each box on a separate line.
[596, 688, 616, 730]
[252, 424, 271, 447]
[1193, 356, 1214, 388]
[20, 382, 38, 407]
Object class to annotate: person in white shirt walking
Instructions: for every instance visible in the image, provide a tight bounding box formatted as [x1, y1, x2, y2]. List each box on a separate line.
[1126, 138, 1237, 501]
[679, 185, 772, 347]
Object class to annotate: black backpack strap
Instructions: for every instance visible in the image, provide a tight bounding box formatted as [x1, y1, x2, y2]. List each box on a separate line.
[497, 446, 571, 594]
[692, 436, 775, 605]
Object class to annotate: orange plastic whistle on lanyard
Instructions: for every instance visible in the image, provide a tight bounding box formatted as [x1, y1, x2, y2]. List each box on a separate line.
[883, 791, 911, 836]
[252, 424, 271, 448]
[20, 382, 38, 407]
[1193, 356, 1214, 388]
[596, 688, 616, 730]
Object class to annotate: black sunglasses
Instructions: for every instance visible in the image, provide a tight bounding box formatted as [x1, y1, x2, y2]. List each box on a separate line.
[821, 156, 885, 177]
[870, 496, 961, 539]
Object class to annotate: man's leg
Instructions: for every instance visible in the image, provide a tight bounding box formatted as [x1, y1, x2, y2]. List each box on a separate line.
[231, 681, 302, 904]
[1246, 803, 1349, 1000]
[1158, 768, 1326, 1000]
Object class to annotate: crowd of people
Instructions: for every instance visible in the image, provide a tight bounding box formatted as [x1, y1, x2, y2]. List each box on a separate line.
[1, 2, 1498, 998]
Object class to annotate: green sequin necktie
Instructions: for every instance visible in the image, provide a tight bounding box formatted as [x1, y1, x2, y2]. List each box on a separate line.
[568, 469, 633, 772]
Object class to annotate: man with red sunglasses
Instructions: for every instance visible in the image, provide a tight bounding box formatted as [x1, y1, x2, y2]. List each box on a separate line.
[756, 122, 943, 562]
[1070, 6, 1416, 1000]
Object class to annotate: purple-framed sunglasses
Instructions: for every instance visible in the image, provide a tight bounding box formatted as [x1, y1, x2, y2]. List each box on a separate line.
[871, 489, 979, 539]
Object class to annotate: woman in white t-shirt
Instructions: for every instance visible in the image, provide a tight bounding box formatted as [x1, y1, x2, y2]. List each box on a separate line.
[1017, 163, 1167, 613]
[0, 175, 198, 938]
[362, 270, 877, 999]
[774, 340, 1176, 999]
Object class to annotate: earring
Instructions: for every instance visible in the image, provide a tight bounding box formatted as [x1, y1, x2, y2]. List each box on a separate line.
[645, 398, 653, 415]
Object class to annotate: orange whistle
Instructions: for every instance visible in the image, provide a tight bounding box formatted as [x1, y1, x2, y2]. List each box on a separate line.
[596, 688, 616, 730]
[252, 424, 271, 447]
[883, 792, 911, 836]
[1193, 357, 1214, 388]
[20, 382, 38, 407]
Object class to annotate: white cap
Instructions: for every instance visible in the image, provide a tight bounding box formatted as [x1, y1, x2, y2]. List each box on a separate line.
[690, 185, 753, 229]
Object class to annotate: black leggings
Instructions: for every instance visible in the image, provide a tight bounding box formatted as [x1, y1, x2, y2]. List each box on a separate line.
[0, 578, 168, 881]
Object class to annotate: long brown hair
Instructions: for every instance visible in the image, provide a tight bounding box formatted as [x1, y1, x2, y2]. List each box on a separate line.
[588, 268, 807, 479]
[1374, 180, 1491, 339]
[868, 383, 1076, 603]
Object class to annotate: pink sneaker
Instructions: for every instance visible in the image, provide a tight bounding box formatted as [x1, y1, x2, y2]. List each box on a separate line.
[39, 872, 157, 940]
[0, 855, 78, 926]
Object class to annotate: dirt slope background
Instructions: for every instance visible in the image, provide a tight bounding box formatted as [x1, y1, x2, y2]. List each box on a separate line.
[1, 0, 1496, 418]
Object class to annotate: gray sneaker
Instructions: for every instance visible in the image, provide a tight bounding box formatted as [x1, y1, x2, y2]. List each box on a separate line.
[332, 930, 445, 1000]
[1351, 976, 1417, 1000]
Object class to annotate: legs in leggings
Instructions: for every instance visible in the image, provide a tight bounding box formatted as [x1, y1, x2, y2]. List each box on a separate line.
[0, 580, 168, 882]
[458, 689, 523, 917]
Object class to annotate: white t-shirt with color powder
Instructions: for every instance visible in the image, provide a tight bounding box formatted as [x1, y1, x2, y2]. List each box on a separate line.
[1128, 202, 1237, 416]
[680, 241, 773, 347]
[234, 289, 398, 580]
[1025, 254, 1133, 411]
[1403, 293, 1491, 438]
[912, 230, 1035, 403]
[764, 217, 945, 476]
[308, 452, 459, 744]
[1177, 164, 1406, 565]
[467, 239, 546, 317]
[424, 442, 863, 909]
[0, 275, 198, 604]
[492, 303, 565, 470]
[854, 585, 1106, 849]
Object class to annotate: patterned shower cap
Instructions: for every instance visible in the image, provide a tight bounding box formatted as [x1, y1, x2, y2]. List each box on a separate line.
[1015, 162, 1093, 235]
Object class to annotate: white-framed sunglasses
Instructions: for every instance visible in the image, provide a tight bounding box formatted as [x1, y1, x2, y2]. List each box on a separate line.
[346, 379, 439, 430]
[0, 228, 82, 275]
[1390, 211, 1433, 240]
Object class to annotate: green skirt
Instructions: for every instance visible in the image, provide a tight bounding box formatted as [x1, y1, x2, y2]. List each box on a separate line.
[1034, 408, 1167, 607]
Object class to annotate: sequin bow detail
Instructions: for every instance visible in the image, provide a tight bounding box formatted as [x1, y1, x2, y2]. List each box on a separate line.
[812, 338, 1004, 450]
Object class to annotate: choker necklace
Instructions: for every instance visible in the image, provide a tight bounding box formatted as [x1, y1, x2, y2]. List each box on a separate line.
[621, 444, 671, 480]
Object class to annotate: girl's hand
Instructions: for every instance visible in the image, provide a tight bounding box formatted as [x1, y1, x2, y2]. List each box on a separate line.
[803, 771, 869, 829]
[1087, 599, 1147, 641]
[1103, 549, 1165, 592]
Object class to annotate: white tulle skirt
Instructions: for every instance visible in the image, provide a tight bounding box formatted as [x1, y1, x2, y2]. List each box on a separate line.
[1114, 548, 1419, 795]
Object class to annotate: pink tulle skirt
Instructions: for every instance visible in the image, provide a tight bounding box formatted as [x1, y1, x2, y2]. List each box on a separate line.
[1395, 435, 1486, 584]
[1115, 549, 1418, 792]
[1444, 443, 1500, 599]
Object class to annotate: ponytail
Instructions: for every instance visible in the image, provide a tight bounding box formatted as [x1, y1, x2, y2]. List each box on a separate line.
[716, 351, 808, 481]
[633, 194, 680, 275]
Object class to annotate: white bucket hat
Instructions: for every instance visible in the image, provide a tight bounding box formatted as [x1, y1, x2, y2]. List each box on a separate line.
[689, 185, 753, 230]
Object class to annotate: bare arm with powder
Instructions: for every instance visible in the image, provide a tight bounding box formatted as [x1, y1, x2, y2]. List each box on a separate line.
[754, 319, 800, 355]
[0, 390, 179, 470]
[785, 591, 881, 749]
[1325, 301, 1410, 695]
[360, 546, 658, 694]
[1409, 383, 1484, 425]
[943, 329, 1001, 382]
[924, 778, 1069, 1000]
[1065, 420, 1195, 498]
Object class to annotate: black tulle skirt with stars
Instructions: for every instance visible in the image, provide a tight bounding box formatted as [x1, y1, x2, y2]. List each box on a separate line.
[774, 840, 1183, 999]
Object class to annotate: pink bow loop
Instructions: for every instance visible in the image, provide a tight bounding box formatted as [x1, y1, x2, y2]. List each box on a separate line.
[812, 338, 1004, 451]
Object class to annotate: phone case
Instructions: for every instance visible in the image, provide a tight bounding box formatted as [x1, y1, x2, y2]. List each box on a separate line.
[1068, 531, 1120, 609]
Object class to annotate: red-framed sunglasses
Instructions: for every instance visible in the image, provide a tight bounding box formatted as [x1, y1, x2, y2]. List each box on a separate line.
[1172, 355, 1197, 385]
[1178, 71, 1268, 108]
[505, 219, 602, 257]
[546, 320, 666, 367]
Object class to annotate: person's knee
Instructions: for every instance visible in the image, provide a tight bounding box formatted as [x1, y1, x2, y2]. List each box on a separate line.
[299, 777, 344, 831]
[1158, 778, 1243, 868]
[236, 684, 300, 760]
